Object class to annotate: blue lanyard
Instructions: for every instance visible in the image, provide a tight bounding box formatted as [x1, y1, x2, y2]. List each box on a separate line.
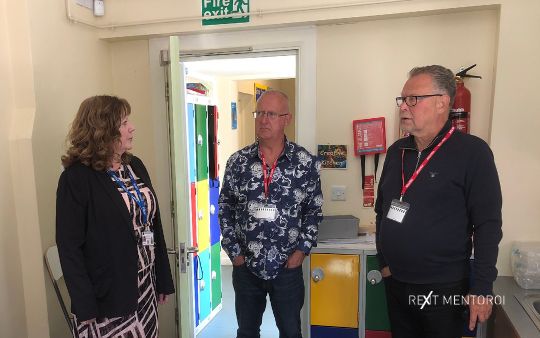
[107, 165, 148, 225]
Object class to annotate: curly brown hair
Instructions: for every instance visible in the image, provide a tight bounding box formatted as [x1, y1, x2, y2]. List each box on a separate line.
[61, 95, 132, 171]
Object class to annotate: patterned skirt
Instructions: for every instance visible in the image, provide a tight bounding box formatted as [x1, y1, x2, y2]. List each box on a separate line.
[72, 265, 158, 338]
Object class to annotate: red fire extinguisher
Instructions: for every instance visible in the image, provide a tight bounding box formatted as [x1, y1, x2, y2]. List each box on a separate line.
[451, 64, 481, 134]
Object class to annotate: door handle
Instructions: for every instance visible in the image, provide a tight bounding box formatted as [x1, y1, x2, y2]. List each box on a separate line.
[178, 243, 199, 273]
[367, 270, 382, 285]
[311, 268, 324, 283]
[185, 246, 199, 254]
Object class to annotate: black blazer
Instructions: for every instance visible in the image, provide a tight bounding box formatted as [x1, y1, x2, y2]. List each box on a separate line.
[56, 156, 175, 321]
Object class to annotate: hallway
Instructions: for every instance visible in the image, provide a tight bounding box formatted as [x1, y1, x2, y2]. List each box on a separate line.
[197, 265, 279, 338]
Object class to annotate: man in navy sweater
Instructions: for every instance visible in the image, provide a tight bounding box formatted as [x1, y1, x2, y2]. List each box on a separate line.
[375, 65, 502, 338]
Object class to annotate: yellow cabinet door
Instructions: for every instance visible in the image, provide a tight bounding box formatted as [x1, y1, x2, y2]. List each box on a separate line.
[196, 179, 210, 252]
[310, 253, 360, 328]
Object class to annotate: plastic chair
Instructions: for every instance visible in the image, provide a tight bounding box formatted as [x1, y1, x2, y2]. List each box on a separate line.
[44, 245, 74, 333]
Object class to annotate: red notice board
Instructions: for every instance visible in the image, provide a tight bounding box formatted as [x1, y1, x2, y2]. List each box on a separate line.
[353, 117, 386, 156]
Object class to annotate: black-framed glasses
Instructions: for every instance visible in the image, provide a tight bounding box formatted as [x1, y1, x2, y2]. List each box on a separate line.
[395, 94, 443, 107]
[252, 111, 289, 119]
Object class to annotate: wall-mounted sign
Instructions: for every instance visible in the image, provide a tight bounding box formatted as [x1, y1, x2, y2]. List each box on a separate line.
[362, 175, 375, 207]
[202, 0, 249, 26]
[317, 145, 347, 169]
[352, 117, 386, 156]
[254, 83, 268, 105]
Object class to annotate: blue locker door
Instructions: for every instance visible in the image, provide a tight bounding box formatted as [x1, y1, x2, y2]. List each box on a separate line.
[197, 249, 212, 322]
[311, 326, 359, 338]
[209, 179, 220, 246]
[193, 254, 200, 326]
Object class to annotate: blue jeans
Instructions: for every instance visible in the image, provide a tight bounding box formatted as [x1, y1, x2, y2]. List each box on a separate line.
[232, 264, 304, 338]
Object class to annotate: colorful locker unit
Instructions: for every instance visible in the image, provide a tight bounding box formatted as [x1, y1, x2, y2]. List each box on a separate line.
[188, 103, 222, 330]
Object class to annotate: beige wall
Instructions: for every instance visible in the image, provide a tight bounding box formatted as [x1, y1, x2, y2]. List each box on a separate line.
[25, 0, 114, 337]
[3, 0, 540, 337]
[490, 1, 540, 276]
[0, 0, 29, 336]
[316, 8, 498, 240]
[215, 77, 241, 180]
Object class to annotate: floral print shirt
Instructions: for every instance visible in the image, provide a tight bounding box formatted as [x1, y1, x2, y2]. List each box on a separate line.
[219, 140, 323, 280]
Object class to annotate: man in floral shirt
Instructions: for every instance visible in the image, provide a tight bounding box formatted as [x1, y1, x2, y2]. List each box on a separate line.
[219, 90, 323, 338]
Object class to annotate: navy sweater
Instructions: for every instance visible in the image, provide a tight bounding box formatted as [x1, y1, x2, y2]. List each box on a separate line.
[375, 121, 502, 296]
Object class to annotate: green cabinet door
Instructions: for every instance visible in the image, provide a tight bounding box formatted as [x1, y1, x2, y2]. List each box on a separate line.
[365, 255, 391, 331]
[195, 104, 208, 180]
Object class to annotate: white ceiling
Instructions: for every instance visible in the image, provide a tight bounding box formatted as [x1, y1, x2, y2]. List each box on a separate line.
[185, 55, 296, 80]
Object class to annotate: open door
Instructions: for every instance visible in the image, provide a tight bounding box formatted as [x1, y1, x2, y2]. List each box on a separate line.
[166, 36, 224, 338]
[167, 35, 196, 337]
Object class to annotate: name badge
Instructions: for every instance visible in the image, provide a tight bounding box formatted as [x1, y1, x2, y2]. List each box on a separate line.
[255, 204, 277, 221]
[386, 199, 410, 223]
[142, 227, 154, 246]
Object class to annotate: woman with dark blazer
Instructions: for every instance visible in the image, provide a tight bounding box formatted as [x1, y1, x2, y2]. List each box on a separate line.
[56, 95, 174, 337]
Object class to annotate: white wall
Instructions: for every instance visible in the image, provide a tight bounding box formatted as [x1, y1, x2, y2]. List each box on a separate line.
[316, 9, 498, 233]
[490, 1, 540, 276]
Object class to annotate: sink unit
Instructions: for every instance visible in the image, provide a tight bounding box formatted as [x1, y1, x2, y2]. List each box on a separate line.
[515, 294, 540, 331]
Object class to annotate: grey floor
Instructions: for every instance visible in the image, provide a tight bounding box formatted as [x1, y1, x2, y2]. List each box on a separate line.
[196, 265, 279, 338]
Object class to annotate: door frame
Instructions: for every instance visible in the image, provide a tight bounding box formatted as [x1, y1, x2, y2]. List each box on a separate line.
[149, 25, 317, 337]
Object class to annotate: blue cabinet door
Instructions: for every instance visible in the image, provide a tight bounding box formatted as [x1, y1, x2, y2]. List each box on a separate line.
[209, 179, 220, 246]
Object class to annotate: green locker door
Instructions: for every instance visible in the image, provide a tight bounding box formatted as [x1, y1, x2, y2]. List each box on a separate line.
[211, 242, 222, 310]
[195, 104, 208, 180]
[365, 255, 391, 331]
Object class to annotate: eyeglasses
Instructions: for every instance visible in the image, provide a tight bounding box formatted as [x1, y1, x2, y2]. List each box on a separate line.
[395, 94, 443, 107]
[252, 111, 289, 119]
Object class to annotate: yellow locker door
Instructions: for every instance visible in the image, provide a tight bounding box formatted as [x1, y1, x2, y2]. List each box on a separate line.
[310, 253, 360, 328]
[196, 179, 210, 252]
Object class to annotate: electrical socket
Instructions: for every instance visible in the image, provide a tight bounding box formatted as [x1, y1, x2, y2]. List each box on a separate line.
[331, 185, 346, 201]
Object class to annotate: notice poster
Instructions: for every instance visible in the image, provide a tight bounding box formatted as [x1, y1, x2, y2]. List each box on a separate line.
[363, 175, 375, 207]
[317, 145, 347, 169]
[231, 102, 237, 129]
[254, 83, 268, 105]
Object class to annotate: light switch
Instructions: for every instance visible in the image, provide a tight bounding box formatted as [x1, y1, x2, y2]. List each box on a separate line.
[331, 185, 346, 201]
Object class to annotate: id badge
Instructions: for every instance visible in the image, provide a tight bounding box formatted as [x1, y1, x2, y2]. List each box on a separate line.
[386, 199, 410, 223]
[142, 227, 154, 246]
[254, 204, 278, 221]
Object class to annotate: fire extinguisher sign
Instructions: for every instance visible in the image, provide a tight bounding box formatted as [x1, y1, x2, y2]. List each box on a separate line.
[353, 117, 387, 156]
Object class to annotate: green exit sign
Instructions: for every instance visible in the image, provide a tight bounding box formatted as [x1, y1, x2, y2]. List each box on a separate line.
[202, 0, 249, 26]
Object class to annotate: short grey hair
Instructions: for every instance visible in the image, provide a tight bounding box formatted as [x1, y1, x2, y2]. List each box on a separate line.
[409, 65, 456, 107]
[257, 89, 290, 113]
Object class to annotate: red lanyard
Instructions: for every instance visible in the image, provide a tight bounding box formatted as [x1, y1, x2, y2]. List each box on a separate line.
[261, 152, 279, 199]
[400, 127, 455, 201]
